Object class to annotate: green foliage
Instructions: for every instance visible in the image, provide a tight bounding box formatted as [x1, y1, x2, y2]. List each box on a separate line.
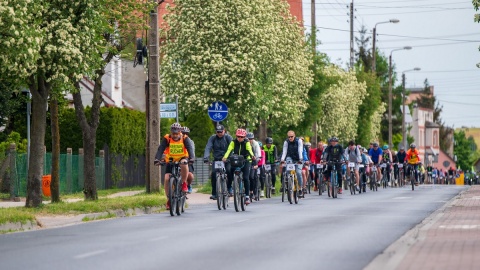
[355, 71, 382, 146]
[0, 132, 28, 156]
[454, 130, 475, 170]
[182, 111, 215, 158]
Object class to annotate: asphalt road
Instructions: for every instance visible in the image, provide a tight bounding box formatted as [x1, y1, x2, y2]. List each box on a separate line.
[0, 185, 466, 270]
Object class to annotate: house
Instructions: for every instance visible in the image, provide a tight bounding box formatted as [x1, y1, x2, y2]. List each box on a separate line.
[407, 93, 456, 171]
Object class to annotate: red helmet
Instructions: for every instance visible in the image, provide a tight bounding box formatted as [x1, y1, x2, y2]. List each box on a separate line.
[236, 128, 247, 137]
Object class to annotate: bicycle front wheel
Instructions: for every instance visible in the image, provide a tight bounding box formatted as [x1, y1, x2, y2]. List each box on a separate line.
[288, 175, 293, 204]
[216, 174, 222, 210]
[169, 177, 177, 216]
[265, 174, 272, 198]
[233, 176, 240, 212]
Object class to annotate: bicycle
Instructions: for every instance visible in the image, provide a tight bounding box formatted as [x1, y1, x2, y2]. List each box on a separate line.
[251, 166, 261, 201]
[369, 165, 378, 192]
[380, 163, 388, 189]
[358, 164, 366, 193]
[347, 162, 356, 195]
[408, 164, 419, 191]
[264, 163, 273, 198]
[397, 163, 405, 187]
[213, 161, 229, 210]
[282, 161, 300, 204]
[306, 164, 315, 194]
[327, 161, 340, 198]
[230, 155, 247, 212]
[161, 160, 187, 217]
[316, 164, 326, 196]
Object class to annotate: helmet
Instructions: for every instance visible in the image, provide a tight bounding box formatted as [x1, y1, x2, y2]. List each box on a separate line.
[383, 145, 389, 150]
[331, 137, 339, 142]
[246, 132, 254, 139]
[265, 137, 273, 144]
[182, 126, 190, 134]
[258, 142, 263, 148]
[170, 123, 182, 133]
[305, 142, 311, 146]
[236, 128, 247, 137]
[400, 146, 405, 150]
[410, 143, 416, 148]
[372, 142, 379, 147]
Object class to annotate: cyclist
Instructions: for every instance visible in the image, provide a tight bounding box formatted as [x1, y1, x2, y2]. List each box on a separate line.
[300, 138, 310, 193]
[322, 137, 344, 194]
[182, 126, 195, 193]
[263, 137, 279, 194]
[396, 146, 406, 184]
[368, 142, 383, 184]
[257, 142, 266, 197]
[246, 132, 262, 199]
[203, 124, 233, 200]
[310, 141, 323, 191]
[405, 143, 421, 184]
[154, 123, 195, 210]
[222, 128, 256, 205]
[381, 145, 393, 186]
[280, 130, 304, 197]
[344, 140, 362, 191]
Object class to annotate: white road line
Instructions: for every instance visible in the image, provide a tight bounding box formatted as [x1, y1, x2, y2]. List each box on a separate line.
[74, 250, 107, 259]
[392, 197, 412, 199]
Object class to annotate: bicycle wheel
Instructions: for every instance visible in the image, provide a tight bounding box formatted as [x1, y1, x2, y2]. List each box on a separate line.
[222, 176, 228, 210]
[331, 171, 337, 199]
[265, 174, 272, 198]
[216, 174, 222, 210]
[233, 175, 240, 212]
[294, 180, 299, 204]
[168, 177, 177, 216]
[281, 175, 286, 202]
[319, 178, 323, 196]
[240, 178, 246, 211]
[288, 175, 293, 204]
[411, 172, 415, 191]
[255, 177, 261, 201]
[175, 180, 182, 216]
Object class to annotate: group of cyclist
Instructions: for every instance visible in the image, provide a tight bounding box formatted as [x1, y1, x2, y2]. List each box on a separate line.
[155, 122, 432, 210]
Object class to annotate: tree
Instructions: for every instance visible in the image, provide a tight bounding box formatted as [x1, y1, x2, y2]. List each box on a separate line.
[355, 25, 373, 72]
[0, 0, 102, 207]
[161, 0, 313, 129]
[454, 130, 475, 170]
[317, 66, 368, 142]
[71, 0, 152, 200]
[355, 70, 382, 146]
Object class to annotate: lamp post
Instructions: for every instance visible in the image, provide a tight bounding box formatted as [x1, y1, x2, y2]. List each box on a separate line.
[372, 19, 399, 72]
[388, 46, 412, 148]
[402, 67, 421, 149]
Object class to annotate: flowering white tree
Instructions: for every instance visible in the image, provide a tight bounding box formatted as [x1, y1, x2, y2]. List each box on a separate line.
[160, 0, 313, 128]
[318, 66, 368, 141]
[369, 102, 386, 143]
[0, 0, 101, 207]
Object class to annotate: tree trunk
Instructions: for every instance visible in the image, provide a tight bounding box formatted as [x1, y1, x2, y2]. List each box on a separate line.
[258, 119, 268, 144]
[50, 98, 60, 203]
[26, 76, 50, 207]
[72, 58, 109, 200]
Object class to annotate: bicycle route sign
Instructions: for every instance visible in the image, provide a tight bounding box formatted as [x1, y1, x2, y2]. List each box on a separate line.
[208, 101, 228, 121]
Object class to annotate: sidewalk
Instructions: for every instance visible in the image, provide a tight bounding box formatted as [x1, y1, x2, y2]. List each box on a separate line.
[0, 189, 213, 230]
[366, 185, 480, 270]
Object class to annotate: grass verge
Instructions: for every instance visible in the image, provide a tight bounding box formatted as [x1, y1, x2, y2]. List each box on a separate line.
[196, 180, 212, 194]
[0, 192, 166, 226]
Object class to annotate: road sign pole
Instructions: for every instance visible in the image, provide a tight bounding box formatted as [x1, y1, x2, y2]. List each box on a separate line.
[175, 95, 179, 123]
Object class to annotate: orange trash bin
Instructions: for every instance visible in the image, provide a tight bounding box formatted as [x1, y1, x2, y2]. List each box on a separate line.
[42, 175, 51, 197]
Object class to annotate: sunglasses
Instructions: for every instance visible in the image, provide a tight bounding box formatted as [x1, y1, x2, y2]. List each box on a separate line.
[171, 132, 181, 136]
[237, 136, 245, 138]
[288, 136, 294, 138]
[216, 131, 224, 133]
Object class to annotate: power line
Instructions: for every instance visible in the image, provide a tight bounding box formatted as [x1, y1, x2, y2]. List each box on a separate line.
[437, 99, 480, 106]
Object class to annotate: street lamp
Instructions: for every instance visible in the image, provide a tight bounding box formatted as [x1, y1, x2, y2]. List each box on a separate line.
[388, 46, 412, 148]
[402, 67, 421, 149]
[372, 19, 399, 72]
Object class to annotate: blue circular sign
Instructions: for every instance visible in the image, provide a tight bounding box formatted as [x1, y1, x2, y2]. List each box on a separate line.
[208, 101, 228, 121]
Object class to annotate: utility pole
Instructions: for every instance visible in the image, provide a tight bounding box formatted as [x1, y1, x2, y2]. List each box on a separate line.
[146, 0, 162, 192]
[349, 0, 354, 70]
[402, 73, 406, 149]
[312, 0, 318, 146]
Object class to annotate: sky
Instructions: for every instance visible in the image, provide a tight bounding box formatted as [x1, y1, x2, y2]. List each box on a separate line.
[301, 0, 480, 128]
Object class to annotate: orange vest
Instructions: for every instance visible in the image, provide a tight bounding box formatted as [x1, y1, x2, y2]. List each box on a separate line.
[406, 149, 420, 164]
[164, 135, 189, 162]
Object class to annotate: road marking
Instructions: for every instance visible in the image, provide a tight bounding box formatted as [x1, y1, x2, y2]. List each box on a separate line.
[149, 236, 169, 242]
[392, 197, 412, 200]
[74, 250, 106, 259]
[439, 225, 479, 229]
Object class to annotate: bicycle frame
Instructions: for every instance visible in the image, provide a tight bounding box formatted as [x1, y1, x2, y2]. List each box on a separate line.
[214, 161, 228, 210]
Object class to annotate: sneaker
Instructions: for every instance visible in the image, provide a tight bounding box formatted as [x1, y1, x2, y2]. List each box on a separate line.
[182, 182, 188, 192]
[228, 188, 233, 196]
[245, 197, 251, 205]
[261, 191, 265, 197]
[272, 187, 276, 194]
[166, 200, 170, 210]
[187, 185, 192, 194]
[210, 195, 217, 200]
[338, 188, 342, 194]
[298, 190, 303, 197]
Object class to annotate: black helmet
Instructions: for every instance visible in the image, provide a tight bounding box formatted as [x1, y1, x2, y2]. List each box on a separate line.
[331, 137, 339, 142]
[372, 142, 379, 147]
[410, 143, 416, 148]
[182, 126, 190, 134]
[265, 137, 273, 144]
[246, 132, 254, 139]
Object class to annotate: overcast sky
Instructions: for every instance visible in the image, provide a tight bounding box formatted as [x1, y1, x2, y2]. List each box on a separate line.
[302, 0, 480, 128]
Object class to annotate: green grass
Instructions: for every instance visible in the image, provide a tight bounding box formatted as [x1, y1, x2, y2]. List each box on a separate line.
[61, 186, 146, 200]
[82, 213, 117, 222]
[0, 192, 167, 226]
[196, 181, 212, 194]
